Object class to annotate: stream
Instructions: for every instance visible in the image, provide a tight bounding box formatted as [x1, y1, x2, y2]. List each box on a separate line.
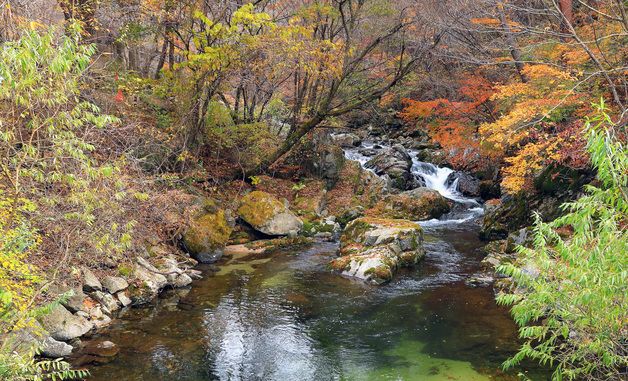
[84, 141, 548, 380]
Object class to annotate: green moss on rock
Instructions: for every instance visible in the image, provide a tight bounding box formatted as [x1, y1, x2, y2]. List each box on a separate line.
[183, 208, 233, 263]
[238, 191, 286, 228]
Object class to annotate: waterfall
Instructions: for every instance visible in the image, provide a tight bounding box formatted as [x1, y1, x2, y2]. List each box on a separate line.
[340, 139, 483, 225]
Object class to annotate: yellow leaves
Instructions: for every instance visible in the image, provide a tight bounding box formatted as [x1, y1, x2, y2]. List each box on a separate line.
[0, 193, 41, 332]
[522, 64, 573, 81]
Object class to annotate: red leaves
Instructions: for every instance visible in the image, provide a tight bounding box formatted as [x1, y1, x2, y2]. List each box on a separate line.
[114, 88, 124, 103]
[399, 74, 496, 170]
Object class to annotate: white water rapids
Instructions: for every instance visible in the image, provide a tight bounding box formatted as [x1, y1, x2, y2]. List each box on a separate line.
[341, 140, 484, 227]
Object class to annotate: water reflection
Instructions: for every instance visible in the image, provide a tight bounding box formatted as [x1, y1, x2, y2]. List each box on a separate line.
[83, 229, 549, 381]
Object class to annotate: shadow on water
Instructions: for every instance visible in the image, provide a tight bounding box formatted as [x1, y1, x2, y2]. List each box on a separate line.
[81, 223, 550, 381]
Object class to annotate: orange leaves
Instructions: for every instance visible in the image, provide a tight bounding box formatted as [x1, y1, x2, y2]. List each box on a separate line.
[470, 17, 501, 26]
[400, 74, 496, 171]
[522, 64, 573, 81]
[399, 99, 447, 120]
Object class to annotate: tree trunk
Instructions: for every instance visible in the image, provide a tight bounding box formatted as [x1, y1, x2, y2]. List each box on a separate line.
[497, 1, 528, 83]
[558, 0, 574, 32]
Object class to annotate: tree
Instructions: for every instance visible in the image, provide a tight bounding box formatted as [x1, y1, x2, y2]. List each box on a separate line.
[497, 103, 628, 381]
[248, 0, 442, 175]
[57, 0, 99, 36]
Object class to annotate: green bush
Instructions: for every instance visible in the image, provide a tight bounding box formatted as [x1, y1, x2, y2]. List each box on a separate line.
[497, 103, 628, 380]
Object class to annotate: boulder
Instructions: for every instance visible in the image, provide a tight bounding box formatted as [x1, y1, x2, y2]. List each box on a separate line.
[41, 336, 74, 358]
[357, 147, 378, 157]
[415, 149, 450, 167]
[479, 180, 501, 200]
[61, 288, 91, 313]
[330, 217, 425, 284]
[81, 267, 102, 293]
[283, 130, 346, 187]
[332, 133, 361, 148]
[237, 191, 303, 236]
[183, 200, 234, 264]
[365, 145, 418, 191]
[101, 276, 128, 294]
[116, 291, 132, 307]
[73, 340, 119, 366]
[445, 171, 480, 198]
[38, 305, 93, 341]
[128, 257, 168, 305]
[370, 187, 451, 221]
[90, 291, 120, 314]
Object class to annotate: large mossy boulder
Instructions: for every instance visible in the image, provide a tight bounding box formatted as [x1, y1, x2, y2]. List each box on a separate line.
[370, 187, 451, 221]
[237, 191, 303, 236]
[183, 200, 234, 263]
[365, 144, 419, 191]
[330, 217, 425, 284]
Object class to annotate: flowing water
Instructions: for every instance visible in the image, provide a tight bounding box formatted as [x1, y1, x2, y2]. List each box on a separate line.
[83, 142, 549, 380]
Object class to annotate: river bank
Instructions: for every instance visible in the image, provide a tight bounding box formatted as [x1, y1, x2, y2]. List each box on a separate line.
[64, 133, 552, 380]
[80, 221, 549, 380]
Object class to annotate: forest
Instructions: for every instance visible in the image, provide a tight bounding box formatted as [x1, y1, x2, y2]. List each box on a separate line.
[0, 0, 626, 380]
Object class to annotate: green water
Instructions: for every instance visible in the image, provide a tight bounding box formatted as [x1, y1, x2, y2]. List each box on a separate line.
[81, 223, 549, 380]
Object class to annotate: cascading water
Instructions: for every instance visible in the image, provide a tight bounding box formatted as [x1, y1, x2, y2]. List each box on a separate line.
[342, 141, 484, 226]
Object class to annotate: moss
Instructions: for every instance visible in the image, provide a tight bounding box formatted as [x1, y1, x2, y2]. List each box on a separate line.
[244, 236, 312, 252]
[366, 265, 393, 282]
[369, 190, 450, 221]
[118, 265, 133, 277]
[329, 256, 352, 271]
[183, 209, 232, 255]
[237, 191, 285, 228]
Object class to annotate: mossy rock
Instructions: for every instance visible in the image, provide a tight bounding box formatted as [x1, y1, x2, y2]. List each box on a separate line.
[339, 217, 423, 253]
[333, 217, 425, 285]
[370, 188, 451, 221]
[183, 207, 234, 263]
[237, 191, 303, 236]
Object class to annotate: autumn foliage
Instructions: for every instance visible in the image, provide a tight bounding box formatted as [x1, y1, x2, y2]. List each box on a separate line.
[400, 75, 495, 170]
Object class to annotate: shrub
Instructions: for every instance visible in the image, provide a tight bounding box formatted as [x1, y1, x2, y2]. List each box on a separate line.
[496, 102, 628, 380]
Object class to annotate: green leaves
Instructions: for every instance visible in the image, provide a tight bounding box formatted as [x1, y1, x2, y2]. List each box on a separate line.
[498, 104, 628, 380]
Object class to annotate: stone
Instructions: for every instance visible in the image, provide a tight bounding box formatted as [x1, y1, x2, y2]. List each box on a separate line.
[332, 133, 361, 147]
[62, 288, 90, 313]
[40, 336, 73, 358]
[128, 257, 168, 305]
[371, 187, 451, 221]
[237, 191, 303, 236]
[183, 199, 234, 264]
[101, 276, 128, 294]
[337, 206, 364, 226]
[81, 267, 102, 293]
[91, 291, 120, 313]
[415, 148, 450, 167]
[92, 314, 112, 329]
[38, 304, 94, 341]
[465, 275, 494, 288]
[83, 340, 119, 358]
[188, 269, 203, 280]
[330, 217, 425, 284]
[116, 291, 132, 307]
[479, 180, 501, 200]
[155, 257, 193, 288]
[365, 144, 418, 191]
[446, 171, 481, 198]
